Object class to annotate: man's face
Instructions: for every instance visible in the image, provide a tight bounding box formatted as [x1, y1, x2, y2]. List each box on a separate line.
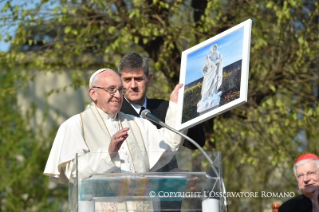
[296, 160, 319, 198]
[120, 68, 152, 106]
[89, 71, 123, 115]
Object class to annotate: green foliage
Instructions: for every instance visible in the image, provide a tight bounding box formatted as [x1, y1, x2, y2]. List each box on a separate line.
[0, 67, 68, 211]
[213, 94, 319, 210]
[182, 83, 202, 123]
[0, 0, 319, 211]
[219, 67, 241, 105]
[223, 90, 240, 104]
[220, 68, 241, 93]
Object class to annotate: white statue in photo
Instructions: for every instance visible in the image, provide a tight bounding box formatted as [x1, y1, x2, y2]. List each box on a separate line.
[197, 44, 223, 114]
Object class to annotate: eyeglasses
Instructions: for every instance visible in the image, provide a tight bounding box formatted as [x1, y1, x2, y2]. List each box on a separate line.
[297, 170, 319, 180]
[93, 86, 126, 95]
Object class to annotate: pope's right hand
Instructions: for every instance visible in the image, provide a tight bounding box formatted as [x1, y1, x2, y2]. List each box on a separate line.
[108, 127, 129, 157]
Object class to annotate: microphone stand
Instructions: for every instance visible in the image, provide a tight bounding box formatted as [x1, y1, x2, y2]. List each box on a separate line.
[154, 121, 228, 212]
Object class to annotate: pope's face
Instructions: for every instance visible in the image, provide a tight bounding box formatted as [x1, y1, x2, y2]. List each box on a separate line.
[120, 68, 152, 106]
[296, 160, 319, 198]
[89, 71, 123, 115]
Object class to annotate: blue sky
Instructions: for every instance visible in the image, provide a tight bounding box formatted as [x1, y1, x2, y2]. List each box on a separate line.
[0, 1, 35, 52]
[0, 0, 17, 52]
[185, 27, 244, 85]
[0, 0, 56, 52]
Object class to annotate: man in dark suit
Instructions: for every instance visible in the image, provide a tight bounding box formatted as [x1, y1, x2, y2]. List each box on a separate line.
[279, 153, 319, 212]
[117, 53, 206, 211]
[118, 53, 206, 170]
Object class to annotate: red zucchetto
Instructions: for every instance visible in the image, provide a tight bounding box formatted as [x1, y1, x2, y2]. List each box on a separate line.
[294, 153, 319, 164]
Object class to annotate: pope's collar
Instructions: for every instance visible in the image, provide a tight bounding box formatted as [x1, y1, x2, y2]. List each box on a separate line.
[95, 105, 117, 120]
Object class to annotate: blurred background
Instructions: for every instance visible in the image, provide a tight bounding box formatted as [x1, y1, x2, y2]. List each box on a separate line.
[0, 0, 318, 211]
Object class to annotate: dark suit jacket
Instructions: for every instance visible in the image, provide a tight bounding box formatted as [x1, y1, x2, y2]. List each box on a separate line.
[120, 98, 206, 172]
[278, 194, 312, 212]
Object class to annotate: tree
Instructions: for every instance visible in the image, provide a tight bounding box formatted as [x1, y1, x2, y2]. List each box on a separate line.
[0, 0, 318, 211]
[0, 66, 68, 211]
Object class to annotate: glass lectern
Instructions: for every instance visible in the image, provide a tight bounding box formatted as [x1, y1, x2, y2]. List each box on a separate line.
[68, 151, 225, 212]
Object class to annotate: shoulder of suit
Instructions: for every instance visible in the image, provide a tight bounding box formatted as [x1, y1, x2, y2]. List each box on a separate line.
[120, 98, 133, 110]
[279, 194, 311, 211]
[122, 98, 130, 105]
[147, 98, 169, 107]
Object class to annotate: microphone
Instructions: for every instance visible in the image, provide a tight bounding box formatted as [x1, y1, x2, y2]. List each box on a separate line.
[140, 109, 168, 128]
[141, 109, 215, 164]
[140, 109, 229, 212]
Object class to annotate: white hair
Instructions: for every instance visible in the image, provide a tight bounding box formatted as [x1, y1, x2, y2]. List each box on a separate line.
[293, 159, 319, 177]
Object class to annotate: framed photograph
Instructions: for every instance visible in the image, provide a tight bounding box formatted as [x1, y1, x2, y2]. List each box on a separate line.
[176, 19, 252, 131]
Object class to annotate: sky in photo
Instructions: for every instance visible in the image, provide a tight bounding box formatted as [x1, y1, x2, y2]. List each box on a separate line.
[185, 27, 244, 85]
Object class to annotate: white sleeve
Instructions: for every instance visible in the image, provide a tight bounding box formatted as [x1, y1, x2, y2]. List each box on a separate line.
[43, 115, 119, 184]
[132, 101, 185, 171]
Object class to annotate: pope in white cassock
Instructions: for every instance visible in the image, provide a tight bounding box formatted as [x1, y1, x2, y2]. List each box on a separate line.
[44, 68, 185, 211]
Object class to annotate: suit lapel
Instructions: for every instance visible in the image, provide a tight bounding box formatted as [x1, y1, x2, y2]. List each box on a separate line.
[146, 99, 162, 129]
[146, 99, 158, 116]
[121, 98, 139, 117]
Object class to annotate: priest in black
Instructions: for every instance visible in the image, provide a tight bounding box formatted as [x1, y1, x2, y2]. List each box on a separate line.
[278, 194, 312, 212]
[279, 153, 319, 212]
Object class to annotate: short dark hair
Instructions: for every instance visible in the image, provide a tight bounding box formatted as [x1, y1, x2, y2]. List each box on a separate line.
[118, 53, 150, 76]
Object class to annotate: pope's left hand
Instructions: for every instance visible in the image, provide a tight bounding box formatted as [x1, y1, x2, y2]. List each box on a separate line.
[170, 84, 183, 103]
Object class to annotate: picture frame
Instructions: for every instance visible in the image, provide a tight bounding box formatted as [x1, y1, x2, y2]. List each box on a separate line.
[176, 19, 252, 131]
